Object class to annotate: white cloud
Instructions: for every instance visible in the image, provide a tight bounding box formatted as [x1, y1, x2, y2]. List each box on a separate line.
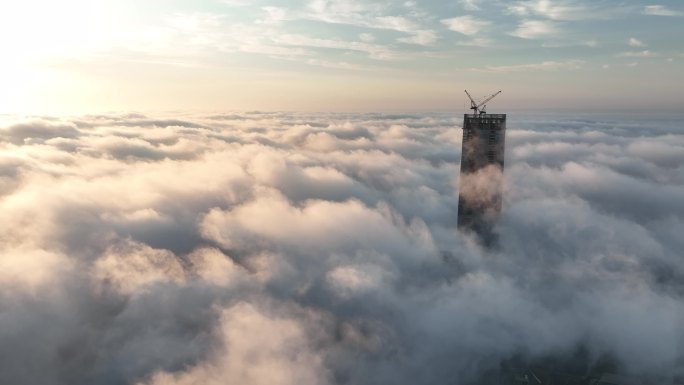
[441, 16, 491, 36]
[1, 111, 683, 384]
[617, 50, 657, 58]
[460, 0, 482, 11]
[305, 0, 422, 34]
[93, 239, 185, 294]
[257, 6, 288, 25]
[274, 33, 399, 60]
[122, 12, 227, 54]
[458, 37, 494, 47]
[475, 59, 585, 72]
[143, 302, 330, 385]
[305, 59, 372, 71]
[307, 0, 369, 19]
[303, 1, 435, 47]
[509, 19, 559, 39]
[359, 33, 375, 42]
[397, 30, 438, 46]
[628, 37, 645, 47]
[507, 0, 592, 20]
[115, 14, 319, 61]
[220, 0, 252, 6]
[540, 40, 600, 48]
[643, 5, 683, 16]
[374, 15, 419, 33]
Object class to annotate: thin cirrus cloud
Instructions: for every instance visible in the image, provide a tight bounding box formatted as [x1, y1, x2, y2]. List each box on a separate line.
[273, 33, 400, 60]
[474, 59, 586, 72]
[458, 37, 494, 47]
[617, 50, 658, 58]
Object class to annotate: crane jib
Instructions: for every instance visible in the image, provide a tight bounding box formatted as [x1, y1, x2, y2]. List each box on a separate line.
[464, 90, 502, 115]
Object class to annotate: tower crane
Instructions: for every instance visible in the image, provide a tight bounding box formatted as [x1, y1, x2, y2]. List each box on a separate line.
[464, 90, 502, 116]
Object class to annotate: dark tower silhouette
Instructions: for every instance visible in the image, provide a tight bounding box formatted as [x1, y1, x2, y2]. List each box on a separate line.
[457, 90, 506, 245]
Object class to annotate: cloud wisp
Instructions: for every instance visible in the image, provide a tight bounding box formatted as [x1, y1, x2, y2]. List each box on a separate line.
[643, 5, 684, 17]
[509, 19, 560, 39]
[0, 111, 683, 384]
[442, 16, 492, 36]
[474, 59, 585, 72]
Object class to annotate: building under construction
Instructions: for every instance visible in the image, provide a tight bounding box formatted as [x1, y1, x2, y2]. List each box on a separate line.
[455, 94, 660, 384]
[457, 90, 506, 244]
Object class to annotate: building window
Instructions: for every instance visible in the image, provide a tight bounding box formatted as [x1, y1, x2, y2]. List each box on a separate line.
[488, 131, 497, 144]
[487, 151, 496, 163]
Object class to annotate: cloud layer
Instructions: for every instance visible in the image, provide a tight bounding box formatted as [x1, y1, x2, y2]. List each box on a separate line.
[0, 111, 683, 384]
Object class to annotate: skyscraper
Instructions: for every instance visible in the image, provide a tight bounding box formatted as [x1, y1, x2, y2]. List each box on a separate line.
[457, 91, 506, 244]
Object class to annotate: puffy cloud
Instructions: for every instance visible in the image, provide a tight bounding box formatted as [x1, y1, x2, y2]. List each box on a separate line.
[0, 119, 80, 145]
[93, 239, 186, 294]
[140, 302, 331, 385]
[0, 111, 682, 384]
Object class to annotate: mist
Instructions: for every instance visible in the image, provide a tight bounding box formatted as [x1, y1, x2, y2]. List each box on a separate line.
[0, 111, 682, 384]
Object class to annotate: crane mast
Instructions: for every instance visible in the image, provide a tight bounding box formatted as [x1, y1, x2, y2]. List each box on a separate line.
[464, 90, 502, 115]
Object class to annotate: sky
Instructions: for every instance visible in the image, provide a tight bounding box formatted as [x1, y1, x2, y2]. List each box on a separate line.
[1, 110, 683, 384]
[1, 0, 683, 114]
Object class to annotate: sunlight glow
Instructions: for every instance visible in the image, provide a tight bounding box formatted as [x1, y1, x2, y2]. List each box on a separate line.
[0, 0, 681, 113]
[0, 1, 120, 113]
[0, 1, 112, 61]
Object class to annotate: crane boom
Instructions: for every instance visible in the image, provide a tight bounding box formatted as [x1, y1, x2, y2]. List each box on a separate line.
[464, 90, 502, 115]
[476, 90, 501, 110]
[464, 90, 478, 114]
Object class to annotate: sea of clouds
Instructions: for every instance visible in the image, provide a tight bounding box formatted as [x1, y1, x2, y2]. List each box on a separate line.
[0, 111, 682, 384]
